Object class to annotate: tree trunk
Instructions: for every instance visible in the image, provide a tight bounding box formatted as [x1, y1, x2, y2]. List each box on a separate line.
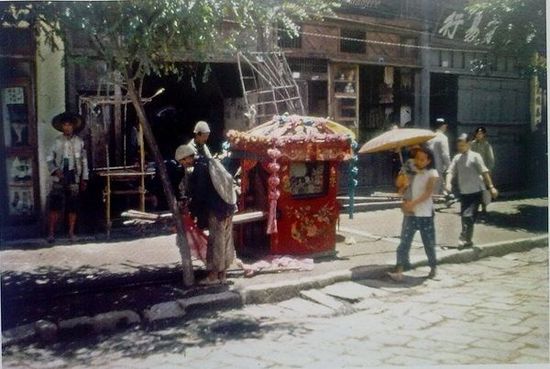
[126, 76, 195, 287]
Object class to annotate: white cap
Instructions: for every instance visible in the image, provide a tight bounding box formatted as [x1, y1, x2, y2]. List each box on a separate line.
[457, 133, 469, 142]
[175, 144, 196, 161]
[193, 120, 210, 134]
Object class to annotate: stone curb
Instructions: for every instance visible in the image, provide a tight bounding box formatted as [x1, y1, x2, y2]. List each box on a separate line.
[2, 236, 547, 347]
[2, 292, 243, 347]
[236, 235, 548, 306]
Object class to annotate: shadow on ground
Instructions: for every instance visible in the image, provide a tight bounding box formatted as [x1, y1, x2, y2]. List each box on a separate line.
[1, 264, 214, 330]
[482, 204, 548, 233]
[2, 313, 311, 367]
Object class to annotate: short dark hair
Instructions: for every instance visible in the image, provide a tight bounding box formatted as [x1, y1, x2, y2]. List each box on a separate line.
[415, 145, 436, 170]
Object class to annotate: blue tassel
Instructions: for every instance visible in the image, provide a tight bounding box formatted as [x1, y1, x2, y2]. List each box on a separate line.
[348, 139, 359, 219]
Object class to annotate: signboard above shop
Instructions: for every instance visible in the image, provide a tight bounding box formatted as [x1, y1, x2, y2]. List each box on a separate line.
[434, 4, 496, 45]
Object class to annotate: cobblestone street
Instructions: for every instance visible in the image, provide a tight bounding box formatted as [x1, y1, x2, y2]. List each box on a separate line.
[3, 247, 548, 369]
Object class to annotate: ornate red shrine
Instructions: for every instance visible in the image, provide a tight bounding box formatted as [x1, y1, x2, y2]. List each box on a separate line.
[227, 114, 355, 256]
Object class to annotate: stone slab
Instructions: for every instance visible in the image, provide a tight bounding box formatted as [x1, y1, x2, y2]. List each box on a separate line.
[300, 289, 346, 311]
[143, 301, 185, 323]
[277, 298, 334, 317]
[2, 323, 36, 347]
[92, 310, 141, 333]
[321, 281, 384, 302]
[178, 292, 242, 313]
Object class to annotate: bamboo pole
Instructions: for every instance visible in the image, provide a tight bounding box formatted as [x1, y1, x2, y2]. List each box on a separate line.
[126, 74, 194, 288]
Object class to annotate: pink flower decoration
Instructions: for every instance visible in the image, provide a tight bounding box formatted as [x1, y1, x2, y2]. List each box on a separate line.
[268, 176, 281, 187]
[268, 162, 280, 173]
[267, 148, 282, 159]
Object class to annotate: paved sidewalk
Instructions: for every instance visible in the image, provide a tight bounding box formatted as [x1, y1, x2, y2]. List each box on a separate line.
[1, 197, 547, 297]
[3, 246, 548, 368]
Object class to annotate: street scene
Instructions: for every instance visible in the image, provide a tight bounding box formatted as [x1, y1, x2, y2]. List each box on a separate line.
[0, 0, 548, 368]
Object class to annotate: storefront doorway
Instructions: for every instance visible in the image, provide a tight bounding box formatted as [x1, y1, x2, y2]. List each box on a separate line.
[430, 73, 458, 140]
[355, 64, 416, 190]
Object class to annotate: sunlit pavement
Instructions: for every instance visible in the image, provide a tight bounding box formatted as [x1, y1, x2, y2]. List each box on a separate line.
[3, 247, 548, 368]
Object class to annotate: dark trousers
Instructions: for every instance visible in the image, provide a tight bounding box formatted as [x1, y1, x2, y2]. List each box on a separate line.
[396, 216, 437, 269]
[459, 192, 482, 244]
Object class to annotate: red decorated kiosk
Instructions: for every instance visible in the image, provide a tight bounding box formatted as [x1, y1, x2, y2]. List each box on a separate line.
[227, 114, 355, 256]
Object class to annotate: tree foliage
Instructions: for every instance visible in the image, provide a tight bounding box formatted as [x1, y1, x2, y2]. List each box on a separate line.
[466, 0, 546, 78]
[2, 0, 337, 82]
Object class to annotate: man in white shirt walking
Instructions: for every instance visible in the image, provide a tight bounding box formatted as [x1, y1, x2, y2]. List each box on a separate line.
[445, 134, 498, 249]
[427, 118, 451, 194]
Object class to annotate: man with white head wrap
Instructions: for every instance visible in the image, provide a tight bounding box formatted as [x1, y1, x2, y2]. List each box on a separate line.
[188, 120, 212, 159]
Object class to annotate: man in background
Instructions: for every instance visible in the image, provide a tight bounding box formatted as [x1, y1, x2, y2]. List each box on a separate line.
[470, 127, 495, 173]
[188, 120, 212, 159]
[427, 118, 451, 193]
[446, 134, 498, 249]
[470, 127, 495, 215]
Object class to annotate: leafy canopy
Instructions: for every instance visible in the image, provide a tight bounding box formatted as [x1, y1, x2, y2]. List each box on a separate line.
[466, 0, 546, 78]
[1, 0, 337, 81]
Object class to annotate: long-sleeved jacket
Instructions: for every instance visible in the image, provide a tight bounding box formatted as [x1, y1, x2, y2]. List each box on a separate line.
[46, 134, 89, 183]
[470, 139, 495, 171]
[427, 130, 451, 175]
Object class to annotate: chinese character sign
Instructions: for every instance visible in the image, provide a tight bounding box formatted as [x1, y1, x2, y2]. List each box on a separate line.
[464, 12, 483, 42]
[437, 10, 495, 44]
[438, 11, 465, 40]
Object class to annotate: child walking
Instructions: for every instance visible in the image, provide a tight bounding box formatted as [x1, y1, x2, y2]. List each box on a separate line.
[388, 146, 439, 281]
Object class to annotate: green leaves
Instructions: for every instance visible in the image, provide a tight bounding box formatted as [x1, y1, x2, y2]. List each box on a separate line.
[466, 0, 545, 74]
[2, 0, 335, 82]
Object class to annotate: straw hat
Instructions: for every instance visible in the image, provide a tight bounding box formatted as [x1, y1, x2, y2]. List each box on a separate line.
[52, 112, 84, 133]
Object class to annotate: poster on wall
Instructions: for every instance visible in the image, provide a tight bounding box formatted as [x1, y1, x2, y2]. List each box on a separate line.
[8, 104, 29, 146]
[8, 186, 34, 216]
[7, 156, 32, 184]
[2, 87, 27, 148]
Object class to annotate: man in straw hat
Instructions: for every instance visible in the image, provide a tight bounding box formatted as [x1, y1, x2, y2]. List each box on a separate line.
[445, 134, 498, 249]
[46, 112, 89, 243]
